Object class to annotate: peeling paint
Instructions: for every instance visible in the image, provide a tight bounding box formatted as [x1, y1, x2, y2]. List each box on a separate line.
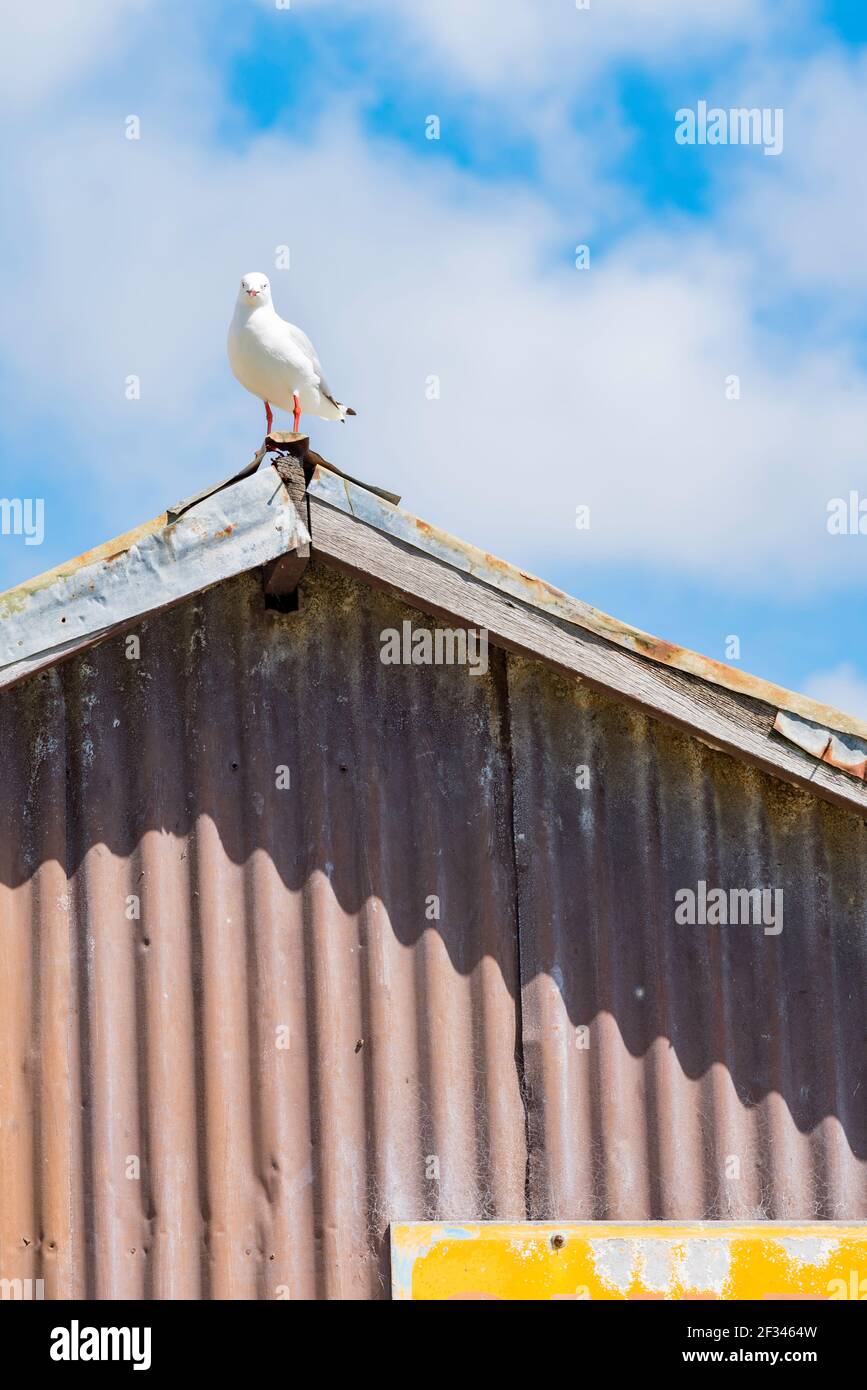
[590, 1238, 633, 1292]
[392, 1223, 867, 1300]
[680, 1239, 731, 1293]
[637, 1239, 673, 1292]
[776, 1237, 839, 1267]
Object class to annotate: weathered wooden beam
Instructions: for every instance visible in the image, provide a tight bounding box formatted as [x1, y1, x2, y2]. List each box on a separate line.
[263, 456, 310, 610]
[264, 432, 310, 459]
[264, 432, 401, 504]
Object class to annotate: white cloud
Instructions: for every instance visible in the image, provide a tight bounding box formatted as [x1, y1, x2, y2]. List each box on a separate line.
[803, 663, 867, 721]
[726, 49, 867, 306]
[4, 104, 865, 594]
[315, 0, 784, 90]
[1, 0, 866, 599]
[0, 0, 154, 109]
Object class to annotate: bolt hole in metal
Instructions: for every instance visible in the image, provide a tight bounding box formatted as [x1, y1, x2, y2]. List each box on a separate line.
[551, 1233, 565, 1250]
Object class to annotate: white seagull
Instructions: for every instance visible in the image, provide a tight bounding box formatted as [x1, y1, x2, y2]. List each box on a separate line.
[227, 272, 356, 436]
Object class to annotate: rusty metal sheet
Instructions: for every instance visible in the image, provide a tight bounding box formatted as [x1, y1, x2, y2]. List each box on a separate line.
[0, 560, 525, 1299]
[391, 1222, 867, 1300]
[308, 464, 867, 743]
[2, 547, 866, 1302]
[774, 710, 867, 781]
[507, 655, 867, 1225]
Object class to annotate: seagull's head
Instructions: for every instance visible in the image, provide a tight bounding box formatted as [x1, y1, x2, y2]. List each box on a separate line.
[238, 272, 272, 308]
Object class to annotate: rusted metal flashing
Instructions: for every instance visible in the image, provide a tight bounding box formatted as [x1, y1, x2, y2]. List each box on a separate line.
[773, 709, 867, 781]
[308, 464, 867, 746]
[0, 467, 309, 692]
[306, 488, 867, 819]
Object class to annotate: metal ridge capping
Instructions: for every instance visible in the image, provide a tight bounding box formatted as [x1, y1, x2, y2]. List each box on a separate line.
[0, 467, 309, 691]
[308, 464, 867, 770]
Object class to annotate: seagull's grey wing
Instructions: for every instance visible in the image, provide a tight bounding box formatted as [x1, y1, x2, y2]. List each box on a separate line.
[281, 319, 337, 400]
[282, 320, 322, 378]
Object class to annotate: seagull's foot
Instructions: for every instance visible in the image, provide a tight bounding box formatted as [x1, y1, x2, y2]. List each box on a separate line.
[264, 401, 274, 435]
[293, 393, 301, 434]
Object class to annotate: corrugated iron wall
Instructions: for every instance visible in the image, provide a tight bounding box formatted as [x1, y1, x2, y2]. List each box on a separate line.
[508, 657, 867, 1224]
[1, 559, 865, 1300]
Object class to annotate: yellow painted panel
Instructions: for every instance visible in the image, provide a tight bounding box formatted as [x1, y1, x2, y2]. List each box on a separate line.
[390, 1222, 867, 1300]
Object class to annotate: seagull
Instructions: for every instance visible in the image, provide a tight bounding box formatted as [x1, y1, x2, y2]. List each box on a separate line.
[227, 272, 356, 436]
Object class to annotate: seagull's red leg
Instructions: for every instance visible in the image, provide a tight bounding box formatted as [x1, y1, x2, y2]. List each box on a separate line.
[293, 393, 301, 433]
[264, 401, 273, 435]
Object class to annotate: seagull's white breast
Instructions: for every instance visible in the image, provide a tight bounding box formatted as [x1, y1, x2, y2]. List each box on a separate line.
[228, 307, 320, 413]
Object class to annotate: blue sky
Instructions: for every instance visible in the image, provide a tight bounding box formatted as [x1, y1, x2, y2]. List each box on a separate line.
[3, 0, 867, 714]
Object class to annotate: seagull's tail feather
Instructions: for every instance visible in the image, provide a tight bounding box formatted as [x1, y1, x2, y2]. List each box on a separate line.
[323, 390, 357, 422]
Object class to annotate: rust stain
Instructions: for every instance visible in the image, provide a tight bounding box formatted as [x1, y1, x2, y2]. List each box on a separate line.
[0, 513, 168, 618]
[823, 745, 867, 779]
[774, 709, 867, 782]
